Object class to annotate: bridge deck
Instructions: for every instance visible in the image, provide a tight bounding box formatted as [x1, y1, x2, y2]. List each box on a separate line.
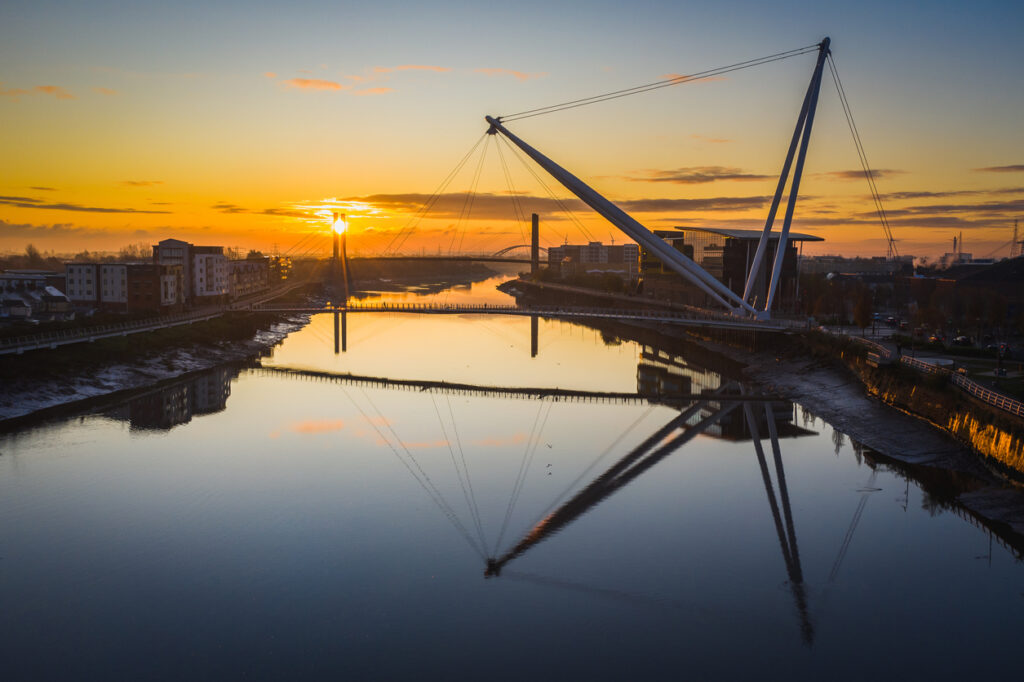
[251, 302, 799, 332]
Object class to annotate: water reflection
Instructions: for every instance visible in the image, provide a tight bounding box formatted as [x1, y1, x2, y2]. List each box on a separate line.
[104, 365, 237, 431]
[5, 277, 1024, 679]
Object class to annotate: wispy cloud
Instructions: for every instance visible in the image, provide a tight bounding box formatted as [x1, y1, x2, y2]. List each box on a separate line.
[0, 219, 119, 240]
[353, 87, 394, 96]
[289, 419, 345, 434]
[283, 78, 348, 91]
[212, 202, 310, 219]
[374, 64, 450, 73]
[263, 71, 277, 79]
[93, 87, 117, 96]
[820, 169, 904, 181]
[29, 186, 57, 191]
[974, 164, 1024, 173]
[120, 180, 163, 187]
[626, 166, 771, 184]
[212, 202, 245, 214]
[474, 68, 545, 81]
[619, 196, 769, 212]
[0, 195, 170, 214]
[348, 192, 768, 220]
[0, 84, 75, 100]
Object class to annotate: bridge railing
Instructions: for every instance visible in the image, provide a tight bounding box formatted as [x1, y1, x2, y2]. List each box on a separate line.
[264, 300, 789, 323]
[835, 331, 1024, 418]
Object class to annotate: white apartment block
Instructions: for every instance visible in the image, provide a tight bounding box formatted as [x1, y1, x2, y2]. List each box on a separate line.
[65, 263, 98, 303]
[193, 253, 228, 299]
[99, 264, 128, 304]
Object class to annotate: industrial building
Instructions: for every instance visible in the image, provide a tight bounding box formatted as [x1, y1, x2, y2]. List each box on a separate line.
[640, 227, 824, 310]
[547, 241, 640, 280]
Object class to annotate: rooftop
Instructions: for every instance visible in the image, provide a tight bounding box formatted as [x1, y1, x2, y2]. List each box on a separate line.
[657, 227, 824, 242]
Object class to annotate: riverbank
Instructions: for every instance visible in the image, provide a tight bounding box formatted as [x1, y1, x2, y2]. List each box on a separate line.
[0, 311, 310, 425]
[502, 279, 1024, 541]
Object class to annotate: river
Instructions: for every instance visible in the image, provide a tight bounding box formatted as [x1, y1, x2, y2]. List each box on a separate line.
[1, 274, 1021, 680]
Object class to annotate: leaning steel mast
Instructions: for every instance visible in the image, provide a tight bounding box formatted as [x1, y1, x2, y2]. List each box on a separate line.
[485, 38, 831, 320]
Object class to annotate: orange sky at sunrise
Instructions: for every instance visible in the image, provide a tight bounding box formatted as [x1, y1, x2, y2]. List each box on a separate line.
[3, 0, 1022, 261]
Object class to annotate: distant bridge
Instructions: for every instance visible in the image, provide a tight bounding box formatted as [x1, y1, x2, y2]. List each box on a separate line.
[350, 254, 534, 264]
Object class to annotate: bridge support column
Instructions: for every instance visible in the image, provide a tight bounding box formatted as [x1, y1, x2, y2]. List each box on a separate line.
[530, 314, 538, 357]
[531, 213, 539, 277]
[333, 309, 340, 354]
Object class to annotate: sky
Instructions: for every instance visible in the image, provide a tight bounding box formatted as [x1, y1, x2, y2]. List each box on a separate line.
[1, 0, 1022, 260]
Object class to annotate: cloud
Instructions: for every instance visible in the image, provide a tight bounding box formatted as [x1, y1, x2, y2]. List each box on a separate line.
[619, 196, 769, 212]
[283, 78, 348, 91]
[0, 84, 75, 99]
[874, 187, 1024, 201]
[93, 87, 117, 96]
[35, 85, 75, 99]
[974, 164, 1024, 173]
[0, 195, 170, 214]
[348, 191, 769, 220]
[263, 72, 277, 79]
[259, 207, 310, 218]
[0, 219, 161, 241]
[374, 64, 450, 73]
[212, 202, 245, 214]
[627, 166, 772, 184]
[120, 180, 163, 187]
[289, 419, 345, 434]
[820, 169, 904, 181]
[211, 202, 311, 218]
[474, 68, 545, 81]
[353, 87, 394, 96]
[29, 186, 57, 191]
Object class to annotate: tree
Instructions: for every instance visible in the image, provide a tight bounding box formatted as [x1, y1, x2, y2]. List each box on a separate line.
[118, 242, 151, 261]
[853, 290, 873, 336]
[25, 243, 44, 268]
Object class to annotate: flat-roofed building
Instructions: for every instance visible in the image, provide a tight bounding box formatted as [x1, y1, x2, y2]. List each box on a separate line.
[641, 227, 824, 310]
[547, 241, 640, 280]
[229, 257, 270, 300]
[153, 239, 227, 305]
[65, 262, 183, 313]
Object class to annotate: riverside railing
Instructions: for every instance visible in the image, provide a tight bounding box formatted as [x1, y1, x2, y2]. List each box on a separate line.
[0, 308, 225, 355]
[1, 281, 312, 356]
[842, 332, 1024, 418]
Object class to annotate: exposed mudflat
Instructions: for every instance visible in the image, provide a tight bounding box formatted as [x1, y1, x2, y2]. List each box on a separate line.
[703, 337, 1024, 539]
[0, 314, 309, 423]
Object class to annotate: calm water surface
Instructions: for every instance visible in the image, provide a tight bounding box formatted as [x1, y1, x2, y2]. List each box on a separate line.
[2, 276, 1022, 680]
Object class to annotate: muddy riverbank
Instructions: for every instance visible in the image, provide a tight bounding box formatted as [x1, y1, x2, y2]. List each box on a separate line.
[0, 312, 310, 425]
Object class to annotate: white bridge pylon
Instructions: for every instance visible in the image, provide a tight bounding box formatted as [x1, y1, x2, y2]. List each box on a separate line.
[485, 38, 831, 321]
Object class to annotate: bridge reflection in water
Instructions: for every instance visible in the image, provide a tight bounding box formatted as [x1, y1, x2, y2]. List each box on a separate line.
[94, 345, 1022, 647]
